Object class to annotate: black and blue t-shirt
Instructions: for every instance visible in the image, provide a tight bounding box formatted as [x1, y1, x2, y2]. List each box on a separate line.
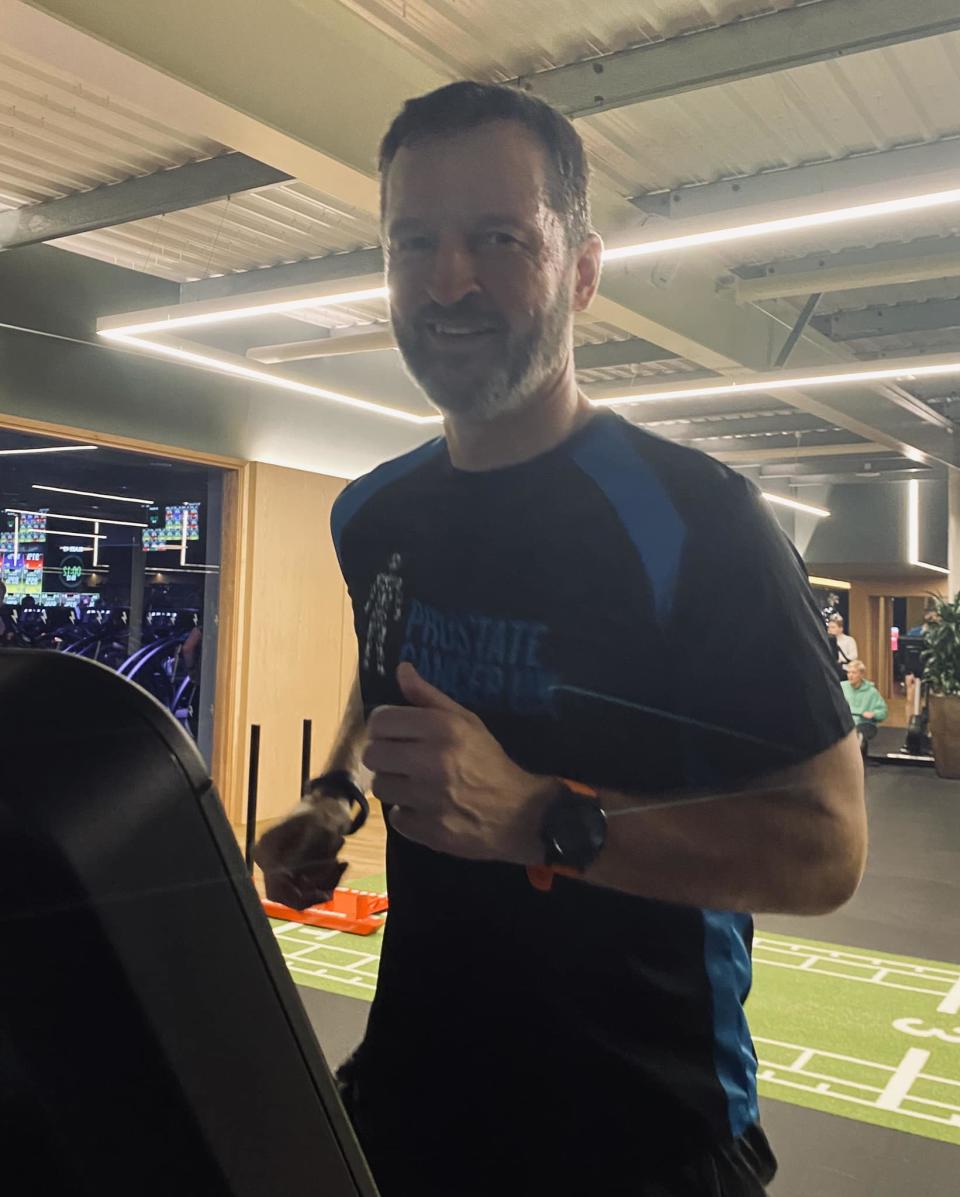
[331, 409, 851, 1193]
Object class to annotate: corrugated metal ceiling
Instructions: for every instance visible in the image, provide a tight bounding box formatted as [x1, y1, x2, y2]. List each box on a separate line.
[55, 181, 382, 282]
[581, 32, 960, 197]
[0, 47, 380, 282]
[0, 48, 224, 209]
[332, 0, 802, 81]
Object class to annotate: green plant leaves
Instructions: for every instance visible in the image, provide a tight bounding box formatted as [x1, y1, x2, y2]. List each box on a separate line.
[923, 592, 960, 696]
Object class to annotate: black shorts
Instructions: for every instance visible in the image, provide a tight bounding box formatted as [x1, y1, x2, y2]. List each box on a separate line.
[340, 1064, 776, 1197]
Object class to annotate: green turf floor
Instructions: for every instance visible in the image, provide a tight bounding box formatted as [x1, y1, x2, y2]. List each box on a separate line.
[270, 894, 960, 1147]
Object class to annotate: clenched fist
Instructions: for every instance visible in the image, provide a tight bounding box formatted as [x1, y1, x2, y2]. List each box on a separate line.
[363, 661, 559, 864]
[253, 789, 354, 909]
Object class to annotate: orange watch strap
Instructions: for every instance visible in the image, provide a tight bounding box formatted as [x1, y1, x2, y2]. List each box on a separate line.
[526, 779, 600, 892]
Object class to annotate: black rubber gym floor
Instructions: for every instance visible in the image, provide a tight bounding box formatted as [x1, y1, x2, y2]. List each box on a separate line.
[299, 763, 960, 1194]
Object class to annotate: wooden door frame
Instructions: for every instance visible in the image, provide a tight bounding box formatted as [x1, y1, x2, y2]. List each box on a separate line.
[0, 412, 248, 814]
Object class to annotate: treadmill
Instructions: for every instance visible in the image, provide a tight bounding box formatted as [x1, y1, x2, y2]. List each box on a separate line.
[0, 649, 379, 1196]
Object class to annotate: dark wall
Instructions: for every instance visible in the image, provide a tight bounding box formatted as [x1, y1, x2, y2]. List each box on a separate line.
[0, 244, 177, 341]
[804, 480, 947, 569]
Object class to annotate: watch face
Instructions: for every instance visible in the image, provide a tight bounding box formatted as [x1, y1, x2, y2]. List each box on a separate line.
[543, 791, 607, 870]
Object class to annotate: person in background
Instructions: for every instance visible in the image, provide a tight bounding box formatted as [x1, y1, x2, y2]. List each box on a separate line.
[827, 614, 858, 674]
[841, 660, 888, 757]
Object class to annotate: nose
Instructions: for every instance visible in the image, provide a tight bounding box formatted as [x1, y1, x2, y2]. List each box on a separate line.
[426, 238, 481, 308]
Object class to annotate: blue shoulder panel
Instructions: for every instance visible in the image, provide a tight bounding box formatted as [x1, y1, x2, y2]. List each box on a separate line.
[570, 419, 686, 623]
[330, 437, 445, 569]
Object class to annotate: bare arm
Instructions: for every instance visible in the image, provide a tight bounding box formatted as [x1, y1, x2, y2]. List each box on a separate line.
[577, 730, 867, 915]
[310, 670, 370, 793]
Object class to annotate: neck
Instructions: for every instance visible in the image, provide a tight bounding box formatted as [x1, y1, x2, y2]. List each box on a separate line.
[442, 353, 594, 472]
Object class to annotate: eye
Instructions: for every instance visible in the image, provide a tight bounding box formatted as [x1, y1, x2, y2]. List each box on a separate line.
[394, 235, 433, 253]
[481, 230, 520, 248]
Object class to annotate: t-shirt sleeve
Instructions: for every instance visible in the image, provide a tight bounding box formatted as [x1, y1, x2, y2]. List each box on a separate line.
[666, 470, 854, 787]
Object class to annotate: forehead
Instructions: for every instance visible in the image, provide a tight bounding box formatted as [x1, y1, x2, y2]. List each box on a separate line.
[383, 120, 552, 226]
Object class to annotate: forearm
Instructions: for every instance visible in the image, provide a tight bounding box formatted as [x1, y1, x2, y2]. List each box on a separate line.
[319, 673, 370, 785]
[573, 737, 866, 915]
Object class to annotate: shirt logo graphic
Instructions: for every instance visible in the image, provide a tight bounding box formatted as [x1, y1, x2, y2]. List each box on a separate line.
[363, 553, 404, 676]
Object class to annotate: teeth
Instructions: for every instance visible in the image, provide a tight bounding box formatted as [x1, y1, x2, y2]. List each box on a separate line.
[432, 324, 494, 335]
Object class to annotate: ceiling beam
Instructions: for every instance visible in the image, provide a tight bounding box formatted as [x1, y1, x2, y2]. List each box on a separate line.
[573, 337, 678, 369]
[512, 0, 960, 118]
[633, 138, 960, 222]
[713, 441, 891, 464]
[817, 297, 960, 341]
[180, 247, 386, 303]
[760, 457, 935, 477]
[734, 236, 960, 302]
[0, 153, 290, 251]
[679, 429, 858, 453]
[3, 0, 440, 214]
[247, 329, 680, 367]
[648, 412, 833, 440]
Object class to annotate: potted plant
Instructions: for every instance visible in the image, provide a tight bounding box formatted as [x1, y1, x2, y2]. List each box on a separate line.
[923, 592, 960, 779]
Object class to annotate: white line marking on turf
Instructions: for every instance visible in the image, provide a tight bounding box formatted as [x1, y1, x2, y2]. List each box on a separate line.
[875, 1049, 931, 1112]
[755, 958, 946, 997]
[791, 1050, 815, 1071]
[938, 975, 960, 1015]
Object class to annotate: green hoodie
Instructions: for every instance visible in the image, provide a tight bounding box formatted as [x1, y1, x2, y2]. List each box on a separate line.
[841, 678, 888, 725]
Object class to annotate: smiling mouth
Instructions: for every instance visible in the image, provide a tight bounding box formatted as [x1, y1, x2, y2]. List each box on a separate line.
[423, 321, 502, 342]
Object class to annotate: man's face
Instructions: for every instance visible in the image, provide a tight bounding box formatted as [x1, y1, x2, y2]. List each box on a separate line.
[383, 121, 593, 421]
[847, 664, 865, 687]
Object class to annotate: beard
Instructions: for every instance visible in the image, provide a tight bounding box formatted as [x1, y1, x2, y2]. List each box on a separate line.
[392, 290, 572, 423]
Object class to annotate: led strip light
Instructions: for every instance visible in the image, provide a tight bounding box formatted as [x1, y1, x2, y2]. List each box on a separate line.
[762, 493, 830, 518]
[907, 479, 949, 575]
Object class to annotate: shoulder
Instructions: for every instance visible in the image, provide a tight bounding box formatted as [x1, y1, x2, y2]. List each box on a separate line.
[331, 436, 445, 558]
[575, 412, 754, 516]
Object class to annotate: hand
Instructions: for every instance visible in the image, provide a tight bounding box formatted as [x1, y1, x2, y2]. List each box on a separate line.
[863, 712, 875, 720]
[253, 799, 352, 909]
[362, 662, 558, 864]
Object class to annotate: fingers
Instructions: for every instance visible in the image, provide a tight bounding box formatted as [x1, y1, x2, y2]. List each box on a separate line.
[362, 736, 450, 780]
[261, 859, 348, 910]
[396, 662, 469, 714]
[369, 772, 429, 810]
[366, 704, 454, 742]
[388, 804, 432, 847]
[253, 807, 348, 872]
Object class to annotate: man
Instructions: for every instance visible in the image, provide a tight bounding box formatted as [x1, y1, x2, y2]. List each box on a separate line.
[255, 82, 865, 1197]
[841, 660, 888, 756]
[827, 615, 858, 674]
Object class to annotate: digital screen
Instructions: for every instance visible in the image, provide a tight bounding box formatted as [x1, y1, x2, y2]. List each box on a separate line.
[164, 502, 200, 542]
[143, 501, 201, 548]
[19, 511, 48, 544]
[39, 591, 100, 609]
[2, 551, 44, 597]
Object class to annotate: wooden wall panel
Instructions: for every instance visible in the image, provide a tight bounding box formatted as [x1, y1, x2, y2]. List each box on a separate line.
[231, 462, 351, 825]
[847, 574, 947, 699]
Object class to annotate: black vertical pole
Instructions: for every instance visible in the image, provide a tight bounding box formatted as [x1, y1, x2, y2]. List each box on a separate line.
[301, 718, 312, 795]
[245, 724, 261, 875]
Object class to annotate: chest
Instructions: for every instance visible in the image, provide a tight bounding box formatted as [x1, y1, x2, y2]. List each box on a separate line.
[344, 487, 680, 788]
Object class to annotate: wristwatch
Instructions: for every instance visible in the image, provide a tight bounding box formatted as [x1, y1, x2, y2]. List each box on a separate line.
[306, 770, 370, 835]
[528, 779, 606, 891]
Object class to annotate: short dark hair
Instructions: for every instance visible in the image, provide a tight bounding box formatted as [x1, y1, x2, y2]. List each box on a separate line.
[379, 81, 591, 248]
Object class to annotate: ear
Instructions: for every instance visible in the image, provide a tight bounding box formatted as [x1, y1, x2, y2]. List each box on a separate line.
[572, 232, 604, 313]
